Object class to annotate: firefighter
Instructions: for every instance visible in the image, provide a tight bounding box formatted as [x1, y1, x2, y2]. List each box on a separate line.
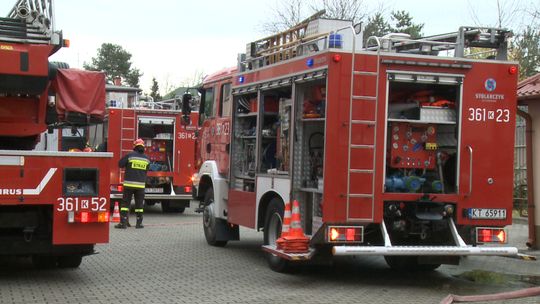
[115, 138, 150, 229]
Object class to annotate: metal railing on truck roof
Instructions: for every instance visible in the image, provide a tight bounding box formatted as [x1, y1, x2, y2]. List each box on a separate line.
[238, 16, 513, 73]
[365, 26, 512, 60]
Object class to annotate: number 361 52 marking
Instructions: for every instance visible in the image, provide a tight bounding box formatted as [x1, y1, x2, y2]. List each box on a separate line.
[57, 197, 107, 212]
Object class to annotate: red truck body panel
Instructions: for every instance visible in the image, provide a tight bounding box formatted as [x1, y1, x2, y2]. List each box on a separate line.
[107, 108, 199, 190]
[0, 152, 111, 245]
[221, 51, 517, 228]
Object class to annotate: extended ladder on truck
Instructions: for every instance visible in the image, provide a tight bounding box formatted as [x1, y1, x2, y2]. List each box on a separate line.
[1, 0, 60, 44]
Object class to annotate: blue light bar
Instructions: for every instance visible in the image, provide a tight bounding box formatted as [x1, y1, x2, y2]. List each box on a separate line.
[306, 58, 314, 67]
[238, 76, 245, 83]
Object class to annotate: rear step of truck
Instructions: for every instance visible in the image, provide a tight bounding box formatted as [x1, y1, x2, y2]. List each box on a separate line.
[261, 245, 316, 261]
[262, 218, 523, 260]
[333, 218, 519, 257]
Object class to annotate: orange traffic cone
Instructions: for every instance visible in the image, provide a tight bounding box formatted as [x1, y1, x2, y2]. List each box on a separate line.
[280, 200, 309, 253]
[289, 200, 305, 238]
[111, 201, 120, 223]
[276, 201, 291, 250]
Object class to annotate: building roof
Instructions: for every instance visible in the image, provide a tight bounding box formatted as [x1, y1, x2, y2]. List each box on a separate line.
[517, 73, 540, 103]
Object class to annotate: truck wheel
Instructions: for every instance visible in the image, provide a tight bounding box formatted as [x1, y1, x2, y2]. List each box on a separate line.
[161, 201, 171, 213]
[58, 255, 83, 268]
[145, 199, 157, 207]
[32, 255, 57, 269]
[203, 188, 227, 247]
[264, 198, 291, 273]
[384, 256, 440, 271]
[161, 201, 185, 213]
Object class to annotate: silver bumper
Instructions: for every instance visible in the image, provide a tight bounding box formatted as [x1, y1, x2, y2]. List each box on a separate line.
[332, 245, 518, 256]
[332, 217, 518, 257]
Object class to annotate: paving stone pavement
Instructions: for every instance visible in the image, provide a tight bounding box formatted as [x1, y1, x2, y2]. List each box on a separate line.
[0, 206, 538, 304]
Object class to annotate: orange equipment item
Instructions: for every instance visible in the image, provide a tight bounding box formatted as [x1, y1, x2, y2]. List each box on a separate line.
[276, 200, 310, 253]
[111, 201, 121, 223]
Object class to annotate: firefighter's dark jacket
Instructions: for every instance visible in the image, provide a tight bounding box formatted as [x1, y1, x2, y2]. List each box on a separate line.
[119, 151, 150, 189]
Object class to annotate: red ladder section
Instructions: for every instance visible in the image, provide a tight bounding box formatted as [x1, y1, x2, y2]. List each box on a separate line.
[346, 52, 380, 221]
[120, 110, 136, 158]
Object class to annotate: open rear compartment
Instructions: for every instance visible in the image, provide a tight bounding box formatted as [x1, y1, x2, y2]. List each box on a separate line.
[291, 80, 327, 236]
[384, 73, 462, 195]
[137, 116, 175, 191]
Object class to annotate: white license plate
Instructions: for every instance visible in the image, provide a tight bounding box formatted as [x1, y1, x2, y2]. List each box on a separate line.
[145, 188, 163, 193]
[468, 208, 507, 219]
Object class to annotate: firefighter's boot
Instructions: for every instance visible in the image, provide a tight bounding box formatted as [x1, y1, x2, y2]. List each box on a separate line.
[135, 214, 144, 229]
[114, 211, 129, 229]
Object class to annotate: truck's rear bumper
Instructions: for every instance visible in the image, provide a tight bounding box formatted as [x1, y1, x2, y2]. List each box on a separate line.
[110, 193, 192, 200]
[332, 245, 518, 256]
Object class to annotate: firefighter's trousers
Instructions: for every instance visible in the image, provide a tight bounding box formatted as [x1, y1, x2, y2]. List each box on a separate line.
[121, 187, 145, 224]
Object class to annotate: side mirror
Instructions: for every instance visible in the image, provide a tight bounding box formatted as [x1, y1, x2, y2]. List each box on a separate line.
[354, 22, 363, 35]
[181, 93, 192, 125]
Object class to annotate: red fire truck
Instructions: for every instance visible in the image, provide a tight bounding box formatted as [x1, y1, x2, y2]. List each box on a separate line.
[0, 0, 111, 268]
[190, 15, 521, 272]
[107, 97, 199, 213]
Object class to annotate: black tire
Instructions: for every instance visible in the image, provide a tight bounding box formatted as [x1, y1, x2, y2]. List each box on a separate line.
[145, 199, 157, 207]
[203, 188, 227, 247]
[263, 198, 291, 273]
[50, 61, 70, 69]
[57, 255, 83, 268]
[161, 201, 171, 213]
[32, 255, 57, 269]
[161, 201, 185, 213]
[384, 256, 441, 271]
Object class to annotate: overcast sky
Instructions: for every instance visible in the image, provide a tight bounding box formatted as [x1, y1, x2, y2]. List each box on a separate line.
[0, 0, 531, 94]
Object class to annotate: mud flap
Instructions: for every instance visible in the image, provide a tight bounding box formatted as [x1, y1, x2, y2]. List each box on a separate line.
[215, 218, 240, 241]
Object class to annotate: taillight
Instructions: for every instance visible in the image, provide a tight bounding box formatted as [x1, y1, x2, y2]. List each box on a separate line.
[184, 186, 192, 193]
[327, 226, 363, 243]
[68, 211, 110, 223]
[191, 173, 199, 184]
[476, 227, 507, 244]
[111, 185, 123, 192]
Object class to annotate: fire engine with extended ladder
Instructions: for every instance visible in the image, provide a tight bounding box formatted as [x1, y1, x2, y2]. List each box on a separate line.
[0, 0, 111, 268]
[188, 12, 523, 272]
[107, 95, 199, 213]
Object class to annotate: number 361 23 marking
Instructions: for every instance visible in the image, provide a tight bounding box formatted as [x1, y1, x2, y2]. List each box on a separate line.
[468, 108, 510, 123]
[57, 197, 107, 212]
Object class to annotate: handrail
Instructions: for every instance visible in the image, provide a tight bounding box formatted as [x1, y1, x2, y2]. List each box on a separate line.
[466, 145, 473, 197]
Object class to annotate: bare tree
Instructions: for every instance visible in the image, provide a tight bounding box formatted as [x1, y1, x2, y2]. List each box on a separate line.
[260, 0, 306, 34]
[260, 0, 371, 34]
[315, 0, 369, 23]
[468, 0, 524, 29]
[181, 69, 205, 88]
